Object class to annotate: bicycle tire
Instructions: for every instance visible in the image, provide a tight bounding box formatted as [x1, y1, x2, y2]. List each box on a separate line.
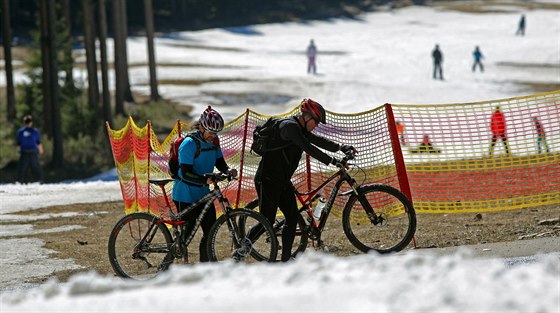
[342, 184, 416, 253]
[245, 199, 308, 261]
[108, 212, 174, 280]
[207, 208, 278, 262]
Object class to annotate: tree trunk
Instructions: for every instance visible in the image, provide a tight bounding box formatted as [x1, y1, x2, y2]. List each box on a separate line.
[39, 0, 52, 137]
[46, 0, 64, 167]
[83, 0, 100, 126]
[111, 0, 125, 115]
[97, 0, 112, 125]
[119, 0, 135, 103]
[61, 0, 74, 88]
[144, 0, 159, 101]
[1, 0, 16, 120]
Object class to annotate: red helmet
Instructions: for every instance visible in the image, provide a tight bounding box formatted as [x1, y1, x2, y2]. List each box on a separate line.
[300, 98, 326, 123]
[199, 106, 224, 133]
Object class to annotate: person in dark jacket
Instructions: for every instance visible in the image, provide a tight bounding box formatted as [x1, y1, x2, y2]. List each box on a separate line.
[472, 46, 484, 72]
[432, 44, 444, 80]
[254, 99, 356, 262]
[532, 117, 550, 154]
[516, 14, 526, 36]
[17, 115, 44, 183]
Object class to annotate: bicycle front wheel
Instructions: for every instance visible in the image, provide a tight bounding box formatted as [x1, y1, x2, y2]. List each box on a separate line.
[245, 199, 308, 261]
[342, 184, 416, 254]
[108, 212, 174, 280]
[207, 208, 278, 263]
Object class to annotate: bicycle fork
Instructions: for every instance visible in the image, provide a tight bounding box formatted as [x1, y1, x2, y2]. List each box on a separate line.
[350, 184, 385, 226]
[133, 218, 167, 269]
[224, 211, 254, 260]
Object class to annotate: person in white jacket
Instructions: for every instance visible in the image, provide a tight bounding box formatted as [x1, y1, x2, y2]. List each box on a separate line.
[306, 39, 317, 74]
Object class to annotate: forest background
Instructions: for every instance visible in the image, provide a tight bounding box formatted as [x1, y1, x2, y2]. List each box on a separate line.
[0, 0, 402, 183]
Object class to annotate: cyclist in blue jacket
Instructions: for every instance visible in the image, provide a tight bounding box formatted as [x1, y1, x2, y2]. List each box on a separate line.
[17, 115, 44, 183]
[172, 106, 237, 262]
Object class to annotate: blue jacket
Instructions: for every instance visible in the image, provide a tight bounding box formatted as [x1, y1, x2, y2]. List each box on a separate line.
[17, 127, 41, 152]
[172, 132, 224, 203]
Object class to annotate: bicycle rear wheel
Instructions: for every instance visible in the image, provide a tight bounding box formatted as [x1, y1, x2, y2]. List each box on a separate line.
[245, 199, 308, 261]
[207, 208, 278, 262]
[342, 184, 416, 253]
[108, 212, 174, 280]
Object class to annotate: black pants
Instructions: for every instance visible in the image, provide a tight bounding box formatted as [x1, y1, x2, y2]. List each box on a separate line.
[433, 63, 443, 80]
[255, 179, 299, 262]
[173, 200, 216, 262]
[18, 150, 42, 183]
[472, 61, 484, 72]
[489, 134, 511, 156]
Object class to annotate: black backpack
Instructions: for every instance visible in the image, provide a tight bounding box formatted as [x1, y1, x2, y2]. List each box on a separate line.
[168, 133, 217, 178]
[251, 118, 290, 156]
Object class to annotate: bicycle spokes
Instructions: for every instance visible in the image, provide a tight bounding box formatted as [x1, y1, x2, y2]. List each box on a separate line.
[108, 213, 174, 280]
[207, 209, 278, 263]
[342, 184, 416, 254]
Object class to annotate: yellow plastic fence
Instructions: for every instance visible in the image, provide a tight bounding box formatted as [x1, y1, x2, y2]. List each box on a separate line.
[391, 91, 559, 213]
[107, 91, 559, 217]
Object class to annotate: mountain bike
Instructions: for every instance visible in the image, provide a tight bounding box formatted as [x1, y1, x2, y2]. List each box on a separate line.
[245, 151, 416, 260]
[108, 173, 278, 280]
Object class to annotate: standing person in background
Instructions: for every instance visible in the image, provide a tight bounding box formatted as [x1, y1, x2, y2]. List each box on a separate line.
[432, 44, 444, 80]
[472, 46, 484, 72]
[516, 14, 526, 36]
[532, 117, 550, 154]
[489, 106, 511, 157]
[396, 121, 406, 145]
[17, 115, 44, 183]
[306, 39, 318, 75]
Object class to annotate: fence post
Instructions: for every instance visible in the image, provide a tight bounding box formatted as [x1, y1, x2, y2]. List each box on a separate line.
[305, 154, 312, 192]
[147, 120, 152, 214]
[106, 120, 128, 211]
[385, 103, 416, 248]
[384, 103, 413, 202]
[130, 117, 140, 213]
[235, 109, 250, 209]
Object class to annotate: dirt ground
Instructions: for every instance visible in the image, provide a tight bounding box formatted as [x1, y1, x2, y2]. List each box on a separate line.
[5, 201, 559, 285]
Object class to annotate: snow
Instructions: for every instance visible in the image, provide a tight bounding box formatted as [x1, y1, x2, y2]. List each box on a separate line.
[1, 2, 559, 312]
[1, 251, 559, 312]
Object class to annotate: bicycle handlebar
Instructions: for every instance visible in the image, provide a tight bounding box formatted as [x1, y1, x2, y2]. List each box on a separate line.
[336, 150, 356, 168]
[203, 172, 235, 183]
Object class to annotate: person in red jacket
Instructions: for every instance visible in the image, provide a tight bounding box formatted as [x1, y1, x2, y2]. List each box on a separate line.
[396, 121, 406, 145]
[489, 106, 511, 157]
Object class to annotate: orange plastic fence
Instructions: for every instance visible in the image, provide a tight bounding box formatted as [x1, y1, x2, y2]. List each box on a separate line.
[107, 91, 559, 217]
[107, 105, 407, 218]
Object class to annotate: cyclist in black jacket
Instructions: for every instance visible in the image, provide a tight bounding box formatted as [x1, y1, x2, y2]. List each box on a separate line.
[254, 99, 356, 261]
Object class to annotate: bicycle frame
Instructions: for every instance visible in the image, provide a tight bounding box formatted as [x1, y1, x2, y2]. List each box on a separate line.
[151, 177, 234, 254]
[295, 164, 361, 233]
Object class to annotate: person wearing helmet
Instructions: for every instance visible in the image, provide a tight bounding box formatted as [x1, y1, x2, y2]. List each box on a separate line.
[254, 98, 356, 262]
[172, 106, 237, 262]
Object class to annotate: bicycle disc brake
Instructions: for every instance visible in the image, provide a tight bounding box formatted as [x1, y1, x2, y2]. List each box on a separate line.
[233, 237, 253, 260]
[132, 248, 156, 269]
[369, 212, 388, 226]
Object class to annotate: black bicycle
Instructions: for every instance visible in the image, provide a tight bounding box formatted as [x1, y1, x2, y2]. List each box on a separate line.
[245, 151, 416, 260]
[108, 172, 278, 280]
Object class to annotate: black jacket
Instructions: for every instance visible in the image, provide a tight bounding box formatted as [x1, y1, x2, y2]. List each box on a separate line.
[255, 117, 339, 184]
